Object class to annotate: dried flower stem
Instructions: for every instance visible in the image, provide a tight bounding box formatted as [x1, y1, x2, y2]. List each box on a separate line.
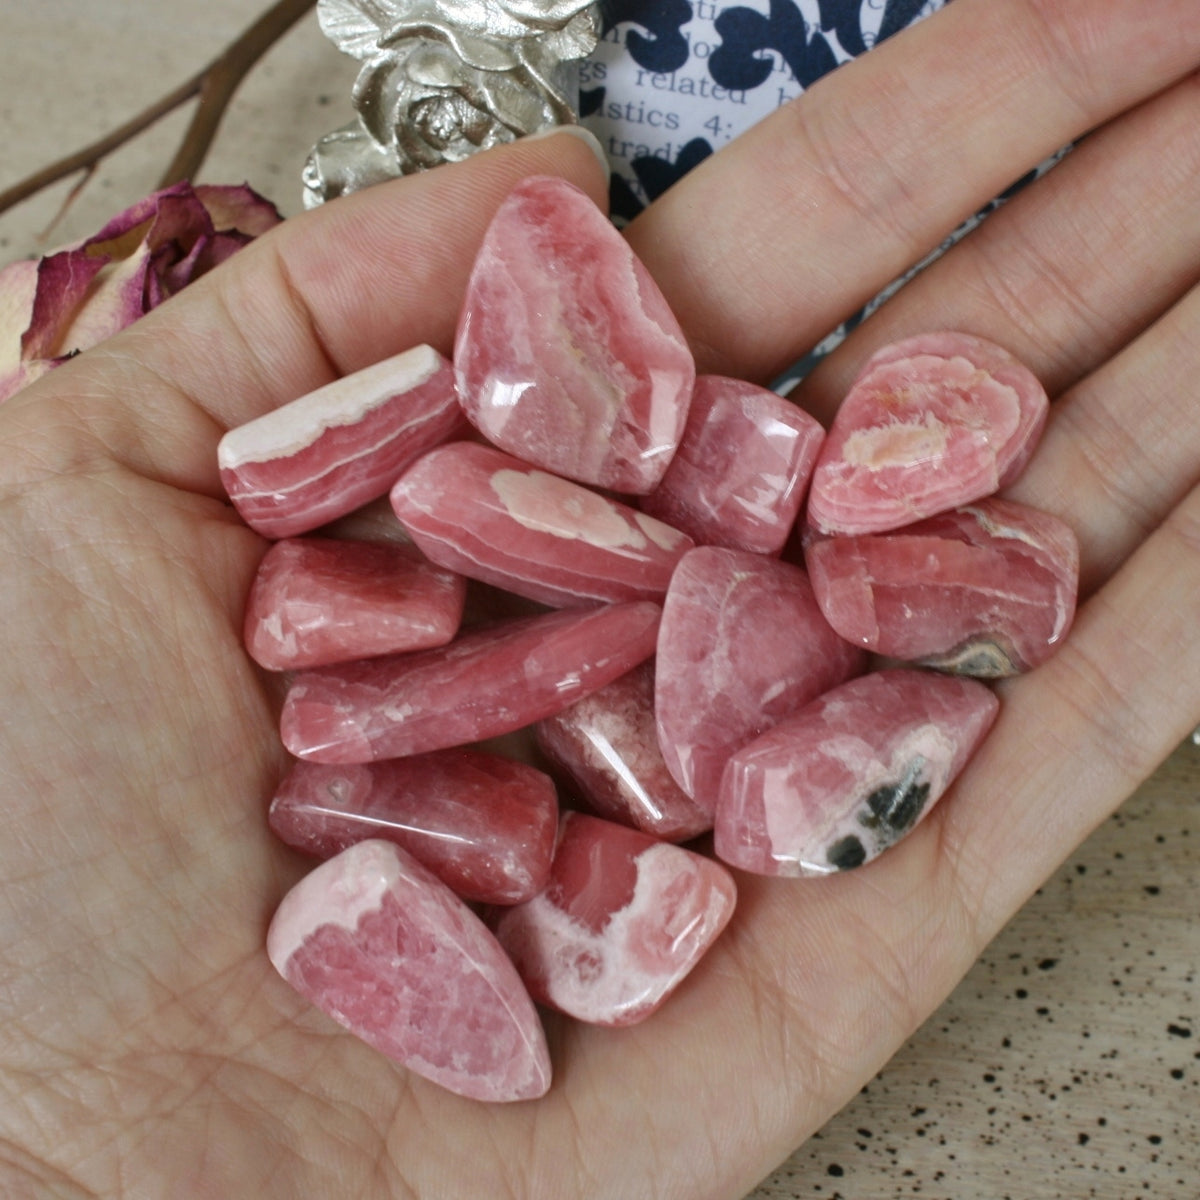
[0, 0, 316, 221]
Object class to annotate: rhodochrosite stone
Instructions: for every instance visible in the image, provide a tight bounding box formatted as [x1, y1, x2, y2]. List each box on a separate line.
[244, 537, 466, 670]
[492, 813, 736, 1026]
[454, 176, 695, 493]
[807, 332, 1049, 535]
[391, 442, 693, 607]
[535, 662, 711, 841]
[281, 601, 661, 763]
[269, 751, 558, 904]
[715, 669, 999, 876]
[268, 839, 550, 1101]
[640, 374, 825, 555]
[219, 345, 466, 538]
[806, 498, 1079, 676]
[655, 547, 867, 813]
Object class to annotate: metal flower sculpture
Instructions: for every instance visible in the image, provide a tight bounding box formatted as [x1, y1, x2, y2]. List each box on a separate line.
[304, 0, 600, 205]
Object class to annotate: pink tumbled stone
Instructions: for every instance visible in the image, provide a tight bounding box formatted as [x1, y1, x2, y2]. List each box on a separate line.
[655, 547, 866, 813]
[492, 813, 736, 1026]
[535, 662, 711, 842]
[806, 498, 1079, 676]
[715, 669, 998, 876]
[219, 345, 467, 538]
[266, 839, 550, 1101]
[244, 537, 466, 670]
[807, 332, 1049, 535]
[640, 375, 824, 555]
[454, 176, 695, 494]
[281, 601, 661, 763]
[268, 751, 558, 904]
[390, 442, 693, 607]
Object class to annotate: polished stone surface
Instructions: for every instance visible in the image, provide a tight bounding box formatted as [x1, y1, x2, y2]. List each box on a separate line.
[715, 669, 999, 876]
[218, 345, 466, 538]
[244, 536, 466, 670]
[391, 441, 693, 607]
[640, 374, 824, 555]
[806, 497, 1079, 676]
[281, 601, 661, 763]
[454, 175, 695, 493]
[266, 839, 551, 1101]
[268, 750, 558, 904]
[492, 813, 736, 1026]
[655, 547, 867, 813]
[535, 661, 711, 841]
[807, 332, 1049, 535]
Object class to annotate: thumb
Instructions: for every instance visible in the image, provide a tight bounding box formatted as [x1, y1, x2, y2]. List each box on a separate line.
[0, 127, 610, 501]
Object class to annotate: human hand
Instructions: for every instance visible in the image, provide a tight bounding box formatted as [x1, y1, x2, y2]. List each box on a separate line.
[2, 1, 1198, 1196]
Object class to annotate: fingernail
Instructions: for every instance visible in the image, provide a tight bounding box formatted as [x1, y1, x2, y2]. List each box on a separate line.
[523, 123, 610, 181]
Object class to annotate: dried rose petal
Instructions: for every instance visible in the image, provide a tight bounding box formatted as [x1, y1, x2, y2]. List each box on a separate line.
[0, 181, 281, 402]
[0, 259, 50, 402]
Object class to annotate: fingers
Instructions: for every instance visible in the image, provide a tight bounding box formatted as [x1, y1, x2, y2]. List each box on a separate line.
[0, 128, 609, 498]
[626, 0, 1200, 381]
[795, 71, 1200, 425]
[1008, 284, 1200, 596]
[188, 127, 609, 419]
[791, 70, 1200, 596]
[940, 478, 1200, 939]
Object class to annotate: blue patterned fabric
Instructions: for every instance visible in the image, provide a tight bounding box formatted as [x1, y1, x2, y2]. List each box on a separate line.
[584, 0, 943, 221]
[580, 0, 1065, 380]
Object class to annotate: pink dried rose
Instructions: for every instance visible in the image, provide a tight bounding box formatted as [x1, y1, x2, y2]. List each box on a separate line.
[0, 181, 281, 402]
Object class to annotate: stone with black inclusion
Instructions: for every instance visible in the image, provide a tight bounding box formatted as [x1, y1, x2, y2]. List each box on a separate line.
[826, 835, 867, 871]
[788, 770, 934, 868]
[827, 767, 933, 871]
[714, 670, 1000, 876]
[805, 496, 1079, 678]
[864, 766, 933, 837]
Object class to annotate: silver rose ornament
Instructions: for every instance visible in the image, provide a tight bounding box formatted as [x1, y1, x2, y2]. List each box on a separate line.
[304, 0, 600, 206]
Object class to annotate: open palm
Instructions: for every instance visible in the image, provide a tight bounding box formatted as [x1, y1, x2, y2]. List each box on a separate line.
[3, 2, 1200, 1196]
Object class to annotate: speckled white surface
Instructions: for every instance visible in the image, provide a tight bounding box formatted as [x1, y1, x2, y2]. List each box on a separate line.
[2, 6, 1197, 1196]
[751, 740, 1200, 1200]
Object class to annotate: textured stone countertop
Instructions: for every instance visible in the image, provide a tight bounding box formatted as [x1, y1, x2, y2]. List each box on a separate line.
[3, 4, 1197, 1197]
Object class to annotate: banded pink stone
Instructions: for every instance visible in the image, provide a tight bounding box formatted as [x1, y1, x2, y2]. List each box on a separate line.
[269, 751, 558, 904]
[805, 497, 1079, 676]
[281, 601, 661, 763]
[492, 813, 736, 1026]
[390, 441, 693, 607]
[244, 537, 466, 670]
[219, 345, 467, 538]
[655, 547, 866, 813]
[640, 375, 824, 555]
[267, 839, 551, 1101]
[715, 669, 999, 876]
[535, 662, 711, 842]
[454, 176, 695, 493]
[807, 332, 1049, 535]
